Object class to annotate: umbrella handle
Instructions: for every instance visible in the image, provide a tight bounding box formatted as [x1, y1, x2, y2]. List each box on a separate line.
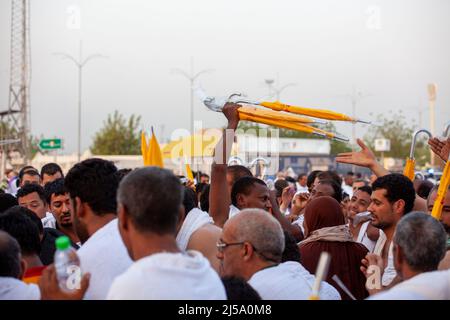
[444, 121, 450, 137]
[409, 129, 433, 159]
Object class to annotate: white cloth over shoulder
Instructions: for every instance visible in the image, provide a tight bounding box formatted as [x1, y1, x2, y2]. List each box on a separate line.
[0, 277, 40, 300]
[368, 269, 450, 300]
[248, 261, 341, 300]
[357, 221, 376, 253]
[41, 212, 56, 229]
[229, 204, 240, 218]
[373, 230, 396, 286]
[77, 218, 132, 300]
[176, 208, 214, 251]
[107, 251, 226, 300]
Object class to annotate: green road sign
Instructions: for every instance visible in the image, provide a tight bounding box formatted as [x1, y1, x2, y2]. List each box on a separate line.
[39, 139, 62, 150]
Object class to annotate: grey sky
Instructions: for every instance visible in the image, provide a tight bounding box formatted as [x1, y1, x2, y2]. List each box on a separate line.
[0, 0, 449, 154]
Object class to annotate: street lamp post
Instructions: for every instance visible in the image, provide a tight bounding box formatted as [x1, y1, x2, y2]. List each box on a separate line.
[54, 41, 106, 162]
[264, 78, 296, 101]
[172, 57, 213, 136]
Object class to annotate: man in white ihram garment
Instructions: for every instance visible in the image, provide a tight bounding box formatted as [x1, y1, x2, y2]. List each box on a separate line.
[367, 212, 449, 299]
[217, 208, 341, 300]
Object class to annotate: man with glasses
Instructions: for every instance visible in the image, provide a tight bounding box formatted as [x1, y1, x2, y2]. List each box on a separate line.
[216, 208, 340, 300]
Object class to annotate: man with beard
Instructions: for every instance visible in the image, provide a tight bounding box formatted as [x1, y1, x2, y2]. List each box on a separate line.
[44, 178, 80, 247]
[63, 158, 132, 299]
[363, 173, 416, 292]
[427, 184, 450, 270]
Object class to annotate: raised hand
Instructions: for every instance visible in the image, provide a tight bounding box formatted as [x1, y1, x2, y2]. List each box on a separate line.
[39, 264, 90, 300]
[336, 139, 389, 177]
[428, 137, 450, 162]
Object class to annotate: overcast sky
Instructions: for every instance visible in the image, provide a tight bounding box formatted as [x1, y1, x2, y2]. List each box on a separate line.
[0, 0, 449, 154]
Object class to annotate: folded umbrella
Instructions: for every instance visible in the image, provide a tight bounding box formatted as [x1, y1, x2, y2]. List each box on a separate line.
[403, 129, 432, 181]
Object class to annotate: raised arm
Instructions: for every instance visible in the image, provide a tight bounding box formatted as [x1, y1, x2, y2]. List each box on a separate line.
[335, 138, 390, 178]
[209, 103, 241, 228]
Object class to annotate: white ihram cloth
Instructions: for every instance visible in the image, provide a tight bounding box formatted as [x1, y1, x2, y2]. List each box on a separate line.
[41, 212, 56, 229]
[176, 208, 214, 251]
[229, 204, 240, 218]
[0, 277, 40, 300]
[107, 251, 226, 300]
[248, 261, 341, 300]
[77, 218, 132, 300]
[373, 230, 396, 286]
[357, 221, 376, 253]
[368, 269, 450, 300]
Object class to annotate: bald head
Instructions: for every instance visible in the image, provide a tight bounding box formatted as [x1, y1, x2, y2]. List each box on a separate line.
[226, 209, 285, 262]
[0, 230, 21, 278]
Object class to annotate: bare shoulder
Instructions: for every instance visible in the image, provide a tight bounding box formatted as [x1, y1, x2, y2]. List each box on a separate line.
[188, 224, 222, 248]
[367, 223, 380, 242]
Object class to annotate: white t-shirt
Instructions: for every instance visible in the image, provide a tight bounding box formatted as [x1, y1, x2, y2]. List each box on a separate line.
[0, 277, 40, 300]
[77, 218, 132, 300]
[295, 184, 309, 194]
[368, 269, 450, 300]
[107, 251, 226, 300]
[248, 261, 341, 300]
[342, 184, 353, 198]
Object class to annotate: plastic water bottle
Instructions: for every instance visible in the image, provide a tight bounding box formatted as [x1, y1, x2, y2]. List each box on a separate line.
[54, 236, 82, 292]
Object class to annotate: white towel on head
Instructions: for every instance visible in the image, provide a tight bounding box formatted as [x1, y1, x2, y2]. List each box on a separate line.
[176, 208, 214, 251]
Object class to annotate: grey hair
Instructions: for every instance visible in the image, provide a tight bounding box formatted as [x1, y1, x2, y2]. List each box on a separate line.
[394, 211, 447, 272]
[232, 209, 285, 263]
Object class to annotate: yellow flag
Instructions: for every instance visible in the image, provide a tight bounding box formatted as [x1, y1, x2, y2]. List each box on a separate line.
[141, 131, 149, 165]
[147, 128, 164, 168]
[185, 163, 194, 181]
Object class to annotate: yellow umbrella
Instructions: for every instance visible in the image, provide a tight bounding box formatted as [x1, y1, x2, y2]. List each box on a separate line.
[141, 131, 149, 165]
[259, 101, 368, 123]
[238, 112, 349, 142]
[147, 127, 164, 168]
[238, 106, 322, 124]
[403, 129, 432, 181]
[431, 155, 450, 220]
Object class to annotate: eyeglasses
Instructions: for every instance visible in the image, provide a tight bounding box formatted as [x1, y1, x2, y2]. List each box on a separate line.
[216, 241, 245, 253]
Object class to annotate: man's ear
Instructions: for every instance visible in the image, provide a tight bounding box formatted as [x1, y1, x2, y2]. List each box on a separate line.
[242, 242, 254, 262]
[18, 258, 27, 280]
[75, 197, 86, 218]
[236, 193, 246, 209]
[393, 199, 406, 216]
[118, 204, 129, 232]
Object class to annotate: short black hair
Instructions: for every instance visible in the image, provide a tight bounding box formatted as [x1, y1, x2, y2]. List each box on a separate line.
[16, 183, 46, 204]
[183, 187, 197, 216]
[0, 206, 41, 256]
[346, 171, 354, 176]
[416, 180, 434, 200]
[200, 173, 210, 179]
[116, 168, 132, 183]
[199, 184, 210, 212]
[221, 276, 261, 300]
[318, 179, 343, 203]
[44, 178, 67, 204]
[118, 167, 183, 235]
[281, 231, 301, 263]
[231, 177, 267, 207]
[274, 179, 289, 198]
[372, 173, 416, 215]
[0, 230, 21, 278]
[40, 163, 63, 179]
[227, 165, 253, 185]
[285, 176, 296, 185]
[64, 158, 119, 215]
[18, 166, 38, 181]
[357, 185, 373, 196]
[297, 173, 307, 180]
[318, 171, 343, 187]
[0, 193, 18, 213]
[307, 170, 322, 189]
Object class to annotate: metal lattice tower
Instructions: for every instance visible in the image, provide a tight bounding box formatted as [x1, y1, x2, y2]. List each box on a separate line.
[0, 0, 31, 163]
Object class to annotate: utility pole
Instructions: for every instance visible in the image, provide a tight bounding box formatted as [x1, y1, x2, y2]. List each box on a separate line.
[54, 41, 107, 162]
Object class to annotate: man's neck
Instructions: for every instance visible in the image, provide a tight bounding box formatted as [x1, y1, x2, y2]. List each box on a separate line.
[400, 267, 423, 281]
[130, 232, 180, 261]
[382, 224, 396, 242]
[243, 259, 278, 281]
[87, 213, 117, 238]
[57, 224, 80, 244]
